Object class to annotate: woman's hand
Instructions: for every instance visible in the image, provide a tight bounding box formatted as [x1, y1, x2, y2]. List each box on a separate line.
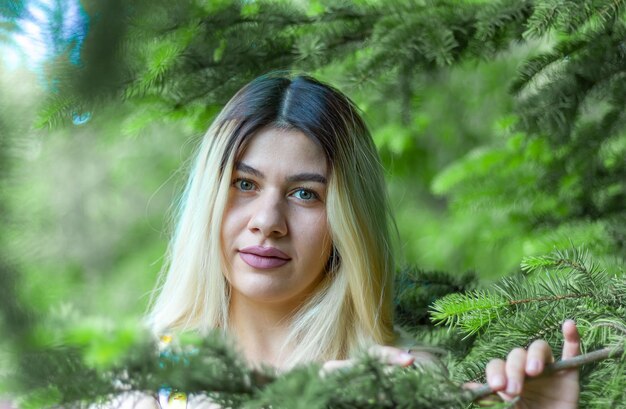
[320, 345, 416, 375]
[471, 319, 580, 408]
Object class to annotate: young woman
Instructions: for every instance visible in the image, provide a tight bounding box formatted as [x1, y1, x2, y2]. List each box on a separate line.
[143, 72, 580, 407]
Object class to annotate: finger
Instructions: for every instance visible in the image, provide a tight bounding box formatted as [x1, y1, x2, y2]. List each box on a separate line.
[319, 359, 355, 377]
[485, 359, 507, 392]
[368, 345, 414, 366]
[525, 339, 553, 376]
[561, 319, 581, 360]
[504, 348, 526, 396]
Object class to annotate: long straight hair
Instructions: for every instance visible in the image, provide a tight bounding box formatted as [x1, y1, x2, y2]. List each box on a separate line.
[147, 72, 397, 368]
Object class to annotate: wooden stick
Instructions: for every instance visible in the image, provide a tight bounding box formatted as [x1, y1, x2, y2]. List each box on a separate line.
[463, 345, 625, 402]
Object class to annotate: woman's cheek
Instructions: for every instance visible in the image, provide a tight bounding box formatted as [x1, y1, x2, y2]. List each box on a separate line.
[299, 210, 331, 258]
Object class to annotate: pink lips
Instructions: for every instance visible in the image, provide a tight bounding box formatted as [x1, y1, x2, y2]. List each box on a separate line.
[239, 246, 291, 269]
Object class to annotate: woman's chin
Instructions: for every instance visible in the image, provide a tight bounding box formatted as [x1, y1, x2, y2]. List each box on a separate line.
[232, 285, 305, 306]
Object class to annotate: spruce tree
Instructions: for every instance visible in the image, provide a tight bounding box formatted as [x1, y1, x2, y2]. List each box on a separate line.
[35, 0, 625, 265]
[1, 0, 625, 408]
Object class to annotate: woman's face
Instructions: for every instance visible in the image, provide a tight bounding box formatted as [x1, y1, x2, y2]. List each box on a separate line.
[221, 126, 332, 307]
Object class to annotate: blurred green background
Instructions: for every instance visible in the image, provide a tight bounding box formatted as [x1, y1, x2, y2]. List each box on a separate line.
[1, 0, 624, 325]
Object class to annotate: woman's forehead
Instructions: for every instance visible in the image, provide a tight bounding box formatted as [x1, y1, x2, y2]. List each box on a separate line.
[236, 127, 329, 176]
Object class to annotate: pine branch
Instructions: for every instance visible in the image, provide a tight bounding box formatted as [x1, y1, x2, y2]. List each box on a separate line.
[520, 246, 600, 276]
[474, 0, 532, 41]
[510, 36, 588, 94]
[430, 291, 508, 336]
[430, 279, 593, 337]
[508, 292, 590, 305]
[523, 0, 565, 39]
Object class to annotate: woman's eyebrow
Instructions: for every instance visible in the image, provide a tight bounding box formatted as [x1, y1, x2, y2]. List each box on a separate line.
[286, 173, 327, 184]
[236, 162, 264, 178]
[236, 162, 327, 184]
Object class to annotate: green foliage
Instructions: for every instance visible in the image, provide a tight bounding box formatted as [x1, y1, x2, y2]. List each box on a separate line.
[8, 319, 469, 409]
[2, 248, 623, 408]
[34, 0, 535, 131]
[429, 248, 626, 408]
[26, 0, 626, 276]
[2, 0, 626, 407]
[431, 247, 624, 337]
[395, 268, 478, 329]
[431, 290, 508, 337]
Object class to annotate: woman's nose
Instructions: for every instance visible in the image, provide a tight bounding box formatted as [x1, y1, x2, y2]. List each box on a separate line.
[247, 191, 288, 238]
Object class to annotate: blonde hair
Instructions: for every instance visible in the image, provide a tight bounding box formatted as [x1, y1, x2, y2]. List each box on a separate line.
[147, 72, 397, 368]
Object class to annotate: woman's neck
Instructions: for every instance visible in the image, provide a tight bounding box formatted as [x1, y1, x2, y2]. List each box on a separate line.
[229, 293, 300, 370]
